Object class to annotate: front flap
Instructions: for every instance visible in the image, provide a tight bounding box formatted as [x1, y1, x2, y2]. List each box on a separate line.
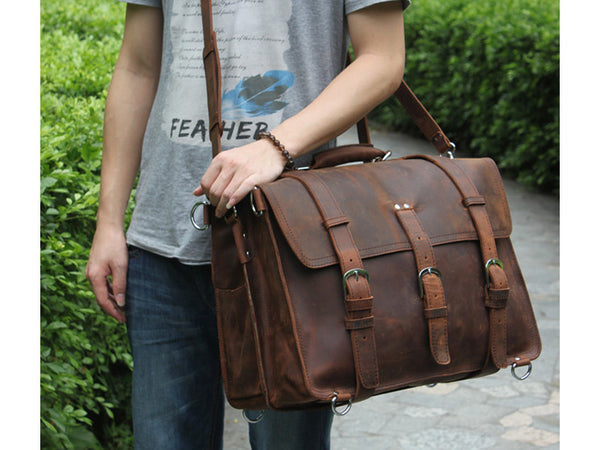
[259, 156, 512, 269]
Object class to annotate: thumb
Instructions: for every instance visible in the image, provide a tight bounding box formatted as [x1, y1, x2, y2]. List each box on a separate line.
[110, 261, 128, 308]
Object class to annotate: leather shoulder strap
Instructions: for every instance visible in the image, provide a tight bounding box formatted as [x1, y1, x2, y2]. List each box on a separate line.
[201, 0, 222, 157]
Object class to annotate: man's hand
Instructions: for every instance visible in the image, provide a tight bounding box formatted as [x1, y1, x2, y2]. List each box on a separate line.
[85, 226, 129, 323]
[193, 138, 287, 218]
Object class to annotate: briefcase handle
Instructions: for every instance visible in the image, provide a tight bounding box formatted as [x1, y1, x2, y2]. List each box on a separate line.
[309, 144, 390, 170]
[199, 0, 455, 159]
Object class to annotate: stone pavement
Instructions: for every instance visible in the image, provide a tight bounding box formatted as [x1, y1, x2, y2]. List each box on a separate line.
[222, 130, 559, 449]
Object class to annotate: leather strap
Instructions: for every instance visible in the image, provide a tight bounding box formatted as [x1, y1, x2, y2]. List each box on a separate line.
[200, 0, 223, 157]
[282, 170, 379, 396]
[403, 155, 512, 369]
[393, 82, 455, 154]
[395, 206, 451, 365]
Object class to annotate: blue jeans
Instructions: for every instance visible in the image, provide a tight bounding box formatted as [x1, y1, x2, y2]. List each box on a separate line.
[126, 246, 333, 449]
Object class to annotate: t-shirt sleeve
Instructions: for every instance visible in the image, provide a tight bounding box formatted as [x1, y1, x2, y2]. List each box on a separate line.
[116, 0, 162, 8]
[345, 0, 410, 15]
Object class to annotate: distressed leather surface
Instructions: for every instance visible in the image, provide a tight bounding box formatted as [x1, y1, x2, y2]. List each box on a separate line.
[263, 157, 511, 269]
[212, 155, 542, 410]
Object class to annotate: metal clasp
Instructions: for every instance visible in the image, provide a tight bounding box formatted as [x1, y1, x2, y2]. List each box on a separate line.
[343, 268, 370, 296]
[418, 267, 442, 298]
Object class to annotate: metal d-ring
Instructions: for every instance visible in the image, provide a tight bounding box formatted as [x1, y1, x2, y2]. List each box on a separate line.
[330, 393, 352, 416]
[441, 142, 456, 159]
[511, 359, 533, 381]
[373, 151, 392, 162]
[190, 201, 210, 231]
[250, 187, 264, 217]
[242, 409, 265, 424]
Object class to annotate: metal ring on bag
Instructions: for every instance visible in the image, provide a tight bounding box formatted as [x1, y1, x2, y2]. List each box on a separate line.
[372, 151, 392, 162]
[511, 359, 533, 381]
[250, 187, 264, 217]
[190, 201, 210, 231]
[441, 142, 456, 159]
[242, 409, 265, 424]
[330, 393, 352, 416]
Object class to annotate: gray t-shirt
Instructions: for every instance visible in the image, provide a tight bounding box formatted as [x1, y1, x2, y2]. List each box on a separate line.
[120, 0, 410, 264]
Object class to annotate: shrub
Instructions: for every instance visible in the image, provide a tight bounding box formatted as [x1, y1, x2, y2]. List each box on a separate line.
[41, 1, 133, 448]
[371, 0, 559, 193]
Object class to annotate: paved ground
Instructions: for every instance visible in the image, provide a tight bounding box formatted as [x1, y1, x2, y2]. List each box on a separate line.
[222, 129, 559, 449]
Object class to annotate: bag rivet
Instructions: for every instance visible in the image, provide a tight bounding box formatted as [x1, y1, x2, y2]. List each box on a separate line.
[395, 203, 410, 210]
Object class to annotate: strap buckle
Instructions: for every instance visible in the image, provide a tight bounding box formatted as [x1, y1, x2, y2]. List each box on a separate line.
[418, 267, 442, 298]
[485, 258, 504, 287]
[343, 269, 370, 296]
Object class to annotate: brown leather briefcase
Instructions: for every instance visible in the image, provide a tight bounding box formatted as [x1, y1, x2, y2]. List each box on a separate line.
[192, 0, 541, 414]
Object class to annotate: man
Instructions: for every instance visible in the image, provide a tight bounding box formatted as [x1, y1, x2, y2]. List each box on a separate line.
[86, 0, 408, 448]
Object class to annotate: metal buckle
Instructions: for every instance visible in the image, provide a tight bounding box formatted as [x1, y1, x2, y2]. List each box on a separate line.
[418, 267, 442, 298]
[190, 201, 210, 231]
[330, 392, 352, 416]
[485, 258, 504, 287]
[343, 268, 370, 296]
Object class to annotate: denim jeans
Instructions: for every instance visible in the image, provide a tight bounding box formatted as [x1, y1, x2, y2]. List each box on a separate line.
[126, 246, 333, 449]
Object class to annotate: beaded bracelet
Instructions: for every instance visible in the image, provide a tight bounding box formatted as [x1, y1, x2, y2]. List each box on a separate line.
[257, 131, 296, 171]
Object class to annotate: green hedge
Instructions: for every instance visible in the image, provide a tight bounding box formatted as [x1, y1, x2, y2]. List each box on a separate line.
[41, 1, 133, 448]
[371, 0, 559, 193]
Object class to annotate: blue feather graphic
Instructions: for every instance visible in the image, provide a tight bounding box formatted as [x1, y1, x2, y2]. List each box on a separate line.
[221, 70, 295, 120]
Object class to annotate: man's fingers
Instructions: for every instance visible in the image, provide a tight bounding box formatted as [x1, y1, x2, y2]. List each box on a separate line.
[88, 273, 126, 323]
[110, 262, 128, 308]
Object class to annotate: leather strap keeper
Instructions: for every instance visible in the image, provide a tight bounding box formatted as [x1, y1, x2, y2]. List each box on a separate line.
[463, 196, 486, 207]
[322, 216, 350, 229]
[486, 288, 510, 308]
[424, 306, 448, 320]
[345, 297, 374, 312]
[345, 316, 375, 330]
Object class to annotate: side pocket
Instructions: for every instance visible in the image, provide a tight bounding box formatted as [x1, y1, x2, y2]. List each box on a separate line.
[215, 285, 267, 410]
